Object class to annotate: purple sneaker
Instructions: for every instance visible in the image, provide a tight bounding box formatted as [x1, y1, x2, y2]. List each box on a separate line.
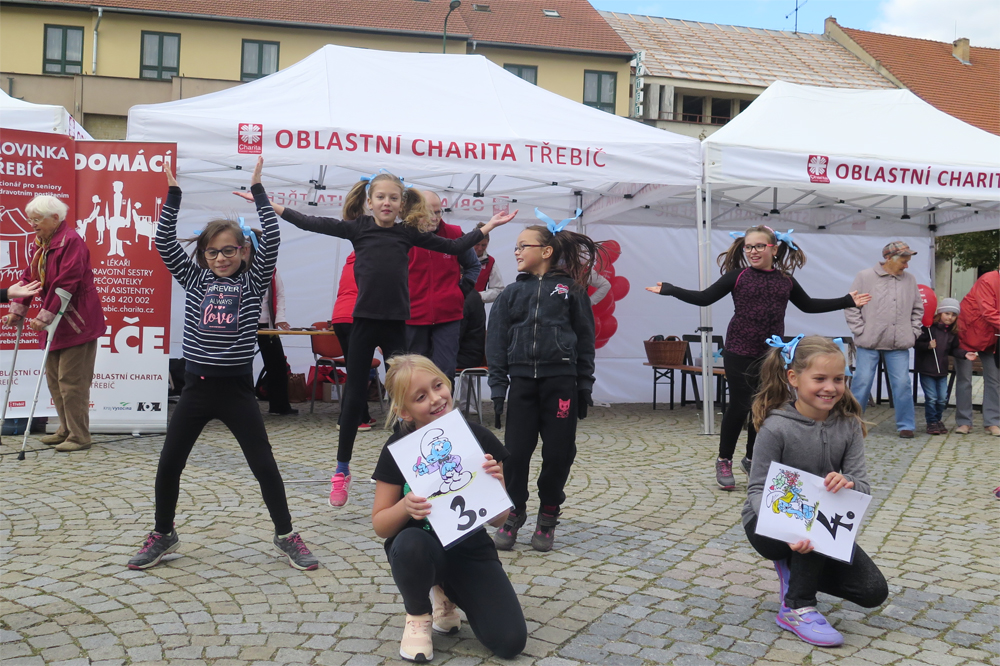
[774, 558, 791, 605]
[776, 605, 844, 647]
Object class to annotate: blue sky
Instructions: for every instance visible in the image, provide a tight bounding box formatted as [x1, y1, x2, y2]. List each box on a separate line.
[589, 1, 1000, 47]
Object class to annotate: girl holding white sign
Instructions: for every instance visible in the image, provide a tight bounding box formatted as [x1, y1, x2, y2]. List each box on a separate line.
[743, 336, 887, 647]
[371, 355, 526, 663]
[128, 158, 319, 572]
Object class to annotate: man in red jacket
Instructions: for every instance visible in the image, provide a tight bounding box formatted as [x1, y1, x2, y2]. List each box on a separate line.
[405, 192, 481, 384]
[955, 268, 999, 435]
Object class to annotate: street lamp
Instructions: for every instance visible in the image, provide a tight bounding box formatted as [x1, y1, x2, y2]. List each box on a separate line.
[443, 0, 461, 54]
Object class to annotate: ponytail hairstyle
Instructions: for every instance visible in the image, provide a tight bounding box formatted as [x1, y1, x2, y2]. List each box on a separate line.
[183, 219, 253, 270]
[524, 224, 608, 288]
[342, 172, 429, 228]
[717, 225, 807, 275]
[383, 353, 453, 432]
[752, 335, 867, 436]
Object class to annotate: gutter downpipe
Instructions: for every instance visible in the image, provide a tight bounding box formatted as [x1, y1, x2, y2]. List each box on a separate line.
[92, 7, 103, 75]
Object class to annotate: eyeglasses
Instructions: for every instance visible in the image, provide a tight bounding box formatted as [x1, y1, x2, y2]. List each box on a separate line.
[514, 243, 544, 254]
[203, 245, 242, 259]
[743, 243, 775, 253]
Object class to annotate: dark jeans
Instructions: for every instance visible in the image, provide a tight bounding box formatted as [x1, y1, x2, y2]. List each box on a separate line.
[744, 516, 888, 610]
[257, 325, 291, 412]
[337, 318, 406, 464]
[503, 375, 579, 515]
[720, 352, 765, 461]
[919, 374, 948, 424]
[387, 528, 526, 659]
[155, 373, 293, 535]
[332, 323, 372, 427]
[406, 320, 462, 385]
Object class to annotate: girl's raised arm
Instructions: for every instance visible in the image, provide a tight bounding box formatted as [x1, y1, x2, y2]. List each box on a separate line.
[154, 161, 200, 289]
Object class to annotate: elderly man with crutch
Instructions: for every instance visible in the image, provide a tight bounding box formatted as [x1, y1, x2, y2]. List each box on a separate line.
[3, 195, 105, 452]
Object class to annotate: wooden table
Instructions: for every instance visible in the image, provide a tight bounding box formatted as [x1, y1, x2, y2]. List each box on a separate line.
[257, 329, 337, 335]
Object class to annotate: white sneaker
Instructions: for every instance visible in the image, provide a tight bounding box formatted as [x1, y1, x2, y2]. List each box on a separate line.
[400, 613, 433, 662]
[431, 585, 461, 634]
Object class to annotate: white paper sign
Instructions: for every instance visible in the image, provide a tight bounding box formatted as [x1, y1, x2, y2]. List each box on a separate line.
[388, 409, 513, 549]
[754, 461, 873, 563]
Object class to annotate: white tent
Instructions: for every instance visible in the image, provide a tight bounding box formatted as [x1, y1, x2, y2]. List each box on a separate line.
[0, 89, 92, 139]
[127, 44, 701, 221]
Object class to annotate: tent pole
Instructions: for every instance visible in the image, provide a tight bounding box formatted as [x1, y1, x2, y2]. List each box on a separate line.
[701, 184, 714, 436]
[928, 212, 937, 290]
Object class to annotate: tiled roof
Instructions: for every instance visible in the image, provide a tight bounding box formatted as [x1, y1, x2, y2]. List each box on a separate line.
[21, 0, 631, 54]
[837, 23, 1000, 135]
[600, 11, 896, 90]
[458, 1, 632, 55]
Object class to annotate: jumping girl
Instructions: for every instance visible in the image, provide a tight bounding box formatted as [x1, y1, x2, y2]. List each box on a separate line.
[744, 335, 887, 647]
[242, 173, 516, 507]
[488, 210, 600, 552]
[371, 354, 526, 662]
[129, 158, 318, 571]
[914, 298, 977, 434]
[645, 226, 870, 491]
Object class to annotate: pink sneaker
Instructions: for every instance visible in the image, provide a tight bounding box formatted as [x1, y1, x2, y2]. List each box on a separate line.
[329, 473, 352, 507]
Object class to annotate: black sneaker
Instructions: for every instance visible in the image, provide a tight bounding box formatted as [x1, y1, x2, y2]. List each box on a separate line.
[274, 533, 319, 570]
[740, 457, 752, 476]
[530, 510, 560, 552]
[127, 530, 180, 570]
[493, 511, 526, 550]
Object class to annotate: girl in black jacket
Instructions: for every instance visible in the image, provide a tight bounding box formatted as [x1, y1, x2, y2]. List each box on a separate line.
[487, 211, 603, 552]
[914, 298, 977, 434]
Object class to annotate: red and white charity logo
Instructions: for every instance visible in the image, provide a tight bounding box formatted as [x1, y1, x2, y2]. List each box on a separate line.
[807, 155, 830, 184]
[238, 123, 263, 154]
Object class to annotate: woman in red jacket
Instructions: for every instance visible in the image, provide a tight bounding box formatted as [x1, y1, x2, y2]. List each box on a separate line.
[3, 195, 106, 452]
[955, 269, 1000, 436]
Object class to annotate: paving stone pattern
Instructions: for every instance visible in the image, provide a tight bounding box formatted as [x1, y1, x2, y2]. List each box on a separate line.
[1, 402, 997, 665]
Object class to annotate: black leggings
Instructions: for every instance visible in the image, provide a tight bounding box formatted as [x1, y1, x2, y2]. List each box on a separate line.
[337, 318, 406, 464]
[154, 373, 293, 535]
[331, 323, 371, 427]
[387, 528, 526, 659]
[504, 375, 579, 515]
[720, 352, 765, 461]
[744, 516, 888, 610]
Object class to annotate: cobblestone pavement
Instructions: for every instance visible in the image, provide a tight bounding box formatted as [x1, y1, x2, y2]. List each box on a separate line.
[2, 401, 998, 666]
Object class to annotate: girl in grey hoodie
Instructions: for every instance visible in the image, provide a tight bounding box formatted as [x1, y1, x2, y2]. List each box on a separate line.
[743, 336, 888, 647]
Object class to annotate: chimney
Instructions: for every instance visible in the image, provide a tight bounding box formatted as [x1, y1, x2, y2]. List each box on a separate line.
[953, 37, 970, 65]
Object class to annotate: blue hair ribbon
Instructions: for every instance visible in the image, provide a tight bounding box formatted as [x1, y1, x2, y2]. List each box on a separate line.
[237, 217, 259, 252]
[832, 337, 853, 377]
[534, 207, 581, 234]
[728, 231, 745, 240]
[766, 334, 804, 368]
[360, 168, 411, 191]
[774, 229, 798, 250]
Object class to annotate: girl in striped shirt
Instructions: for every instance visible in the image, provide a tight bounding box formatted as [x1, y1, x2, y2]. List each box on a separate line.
[127, 158, 318, 572]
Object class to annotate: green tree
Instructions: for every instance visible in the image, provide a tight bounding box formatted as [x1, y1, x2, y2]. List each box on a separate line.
[936, 230, 999, 272]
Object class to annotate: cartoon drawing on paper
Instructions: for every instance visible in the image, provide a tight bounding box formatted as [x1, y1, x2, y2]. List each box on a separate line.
[766, 468, 817, 527]
[412, 428, 473, 497]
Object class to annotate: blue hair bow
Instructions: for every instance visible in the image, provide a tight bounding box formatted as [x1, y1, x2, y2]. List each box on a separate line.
[728, 231, 745, 240]
[774, 229, 798, 250]
[237, 217, 259, 252]
[360, 168, 411, 191]
[832, 337, 853, 377]
[534, 207, 581, 234]
[766, 334, 804, 368]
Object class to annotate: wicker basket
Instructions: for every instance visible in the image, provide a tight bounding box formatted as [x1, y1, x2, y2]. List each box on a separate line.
[644, 336, 687, 366]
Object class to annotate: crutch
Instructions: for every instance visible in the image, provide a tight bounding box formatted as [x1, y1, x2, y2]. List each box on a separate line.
[18, 288, 72, 461]
[0, 318, 25, 445]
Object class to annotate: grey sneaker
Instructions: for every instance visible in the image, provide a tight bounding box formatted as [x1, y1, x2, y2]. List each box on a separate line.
[273, 533, 319, 570]
[530, 510, 560, 552]
[127, 530, 179, 570]
[716, 459, 736, 490]
[493, 511, 525, 550]
[740, 457, 752, 476]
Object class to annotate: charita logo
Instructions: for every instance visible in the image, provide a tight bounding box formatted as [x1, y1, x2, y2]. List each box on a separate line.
[238, 123, 263, 154]
[808, 155, 830, 184]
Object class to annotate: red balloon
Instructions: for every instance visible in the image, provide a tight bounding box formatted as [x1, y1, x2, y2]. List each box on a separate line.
[917, 285, 937, 327]
[599, 263, 616, 280]
[595, 337, 609, 349]
[602, 240, 622, 260]
[611, 276, 630, 300]
[593, 317, 603, 339]
[601, 315, 618, 339]
[594, 297, 615, 316]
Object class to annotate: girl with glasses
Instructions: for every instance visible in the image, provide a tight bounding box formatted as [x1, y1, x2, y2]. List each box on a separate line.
[645, 225, 870, 491]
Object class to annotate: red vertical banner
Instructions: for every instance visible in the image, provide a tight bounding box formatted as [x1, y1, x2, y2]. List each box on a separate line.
[75, 141, 175, 431]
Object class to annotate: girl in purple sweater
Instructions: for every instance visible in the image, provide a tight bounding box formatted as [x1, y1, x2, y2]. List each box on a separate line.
[645, 226, 870, 491]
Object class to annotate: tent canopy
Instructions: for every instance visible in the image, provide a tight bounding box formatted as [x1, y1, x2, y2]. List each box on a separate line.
[127, 44, 701, 223]
[700, 81, 1000, 236]
[0, 89, 92, 139]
